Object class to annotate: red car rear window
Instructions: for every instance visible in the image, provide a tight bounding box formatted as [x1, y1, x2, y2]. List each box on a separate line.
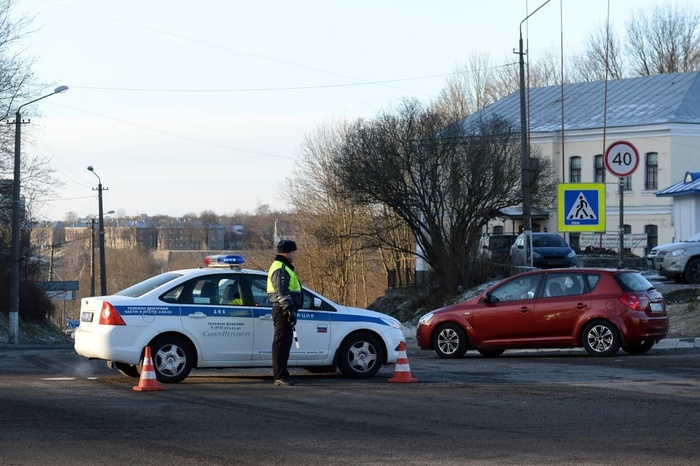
[615, 272, 655, 292]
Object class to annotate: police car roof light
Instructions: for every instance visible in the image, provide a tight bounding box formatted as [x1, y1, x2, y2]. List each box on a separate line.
[204, 254, 245, 268]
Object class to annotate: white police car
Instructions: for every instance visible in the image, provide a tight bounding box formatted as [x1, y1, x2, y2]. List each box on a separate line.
[74, 254, 405, 383]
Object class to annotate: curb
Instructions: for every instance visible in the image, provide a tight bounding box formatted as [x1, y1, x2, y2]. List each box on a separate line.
[0, 343, 74, 350]
[654, 337, 700, 349]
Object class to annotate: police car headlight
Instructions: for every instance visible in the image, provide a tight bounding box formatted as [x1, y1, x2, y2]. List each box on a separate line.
[418, 312, 435, 326]
[382, 317, 402, 329]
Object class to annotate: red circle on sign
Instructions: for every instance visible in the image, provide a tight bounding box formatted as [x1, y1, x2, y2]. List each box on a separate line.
[604, 140, 640, 177]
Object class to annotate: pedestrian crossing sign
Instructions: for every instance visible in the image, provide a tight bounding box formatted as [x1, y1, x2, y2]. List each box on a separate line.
[557, 183, 606, 232]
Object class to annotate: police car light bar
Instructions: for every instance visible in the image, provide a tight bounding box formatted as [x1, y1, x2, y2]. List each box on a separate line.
[204, 254, 245, 268]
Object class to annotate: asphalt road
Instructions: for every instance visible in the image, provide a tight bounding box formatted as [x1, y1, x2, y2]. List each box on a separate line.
[1, 342, 699, 465]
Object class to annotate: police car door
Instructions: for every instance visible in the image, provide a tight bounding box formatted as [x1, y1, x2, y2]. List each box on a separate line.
[250, 276, 331, 361]
[290, 289, 332, 362]
[178, 275, 254, 361]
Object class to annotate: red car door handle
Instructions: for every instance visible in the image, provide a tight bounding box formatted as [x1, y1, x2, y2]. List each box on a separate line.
[520, 307, 532, 313]
[575, 304, 588, 309]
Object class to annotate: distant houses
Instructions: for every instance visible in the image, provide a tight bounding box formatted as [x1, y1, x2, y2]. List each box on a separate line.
[31, 216, 246, 252]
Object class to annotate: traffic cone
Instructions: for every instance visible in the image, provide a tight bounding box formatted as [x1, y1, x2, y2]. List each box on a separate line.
[133, 346, 164, 391]
[388, 341, 419, 383]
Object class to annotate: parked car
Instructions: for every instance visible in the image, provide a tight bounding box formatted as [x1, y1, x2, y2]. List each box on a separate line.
[481, 234, 518, 264]
[74, 254, 405, 383]
[510, 232, 578, 273]
[647, 232, 700, 283]
[416, 268, 668, 358]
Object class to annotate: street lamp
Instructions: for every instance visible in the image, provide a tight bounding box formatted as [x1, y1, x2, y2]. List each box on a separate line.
[8, 85, 68, 345]
[517, 0, 551, 269]
[87, 166, 110, 296]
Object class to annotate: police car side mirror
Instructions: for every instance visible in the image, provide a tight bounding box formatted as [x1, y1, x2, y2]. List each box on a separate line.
[313, 297, 322, 309]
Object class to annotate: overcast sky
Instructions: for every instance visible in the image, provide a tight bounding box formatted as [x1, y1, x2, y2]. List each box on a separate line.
[16, 0, 663, 221]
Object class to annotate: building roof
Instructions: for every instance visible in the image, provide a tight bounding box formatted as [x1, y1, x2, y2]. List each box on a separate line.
[498, 206, 550, 219]
[459, 71, 700, 133]
[656, 172, 700, 197]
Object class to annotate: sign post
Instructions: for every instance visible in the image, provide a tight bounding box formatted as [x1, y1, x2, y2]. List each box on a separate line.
[605, 141, 640, 268]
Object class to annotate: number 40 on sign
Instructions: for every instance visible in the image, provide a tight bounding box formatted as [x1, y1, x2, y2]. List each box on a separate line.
[604, 140, 639, 177]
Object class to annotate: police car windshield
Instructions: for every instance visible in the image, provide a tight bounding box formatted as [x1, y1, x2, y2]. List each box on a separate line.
[115, 272, 184, 298]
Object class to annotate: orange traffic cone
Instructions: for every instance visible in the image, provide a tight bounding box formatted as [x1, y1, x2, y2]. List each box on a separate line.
[388, 341, 419, 383]
[133, 346, 164, 392]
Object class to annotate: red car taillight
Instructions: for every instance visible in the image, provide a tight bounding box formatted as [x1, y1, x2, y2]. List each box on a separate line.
[617, 293, 649, 311]
[98, 302, 126, 326]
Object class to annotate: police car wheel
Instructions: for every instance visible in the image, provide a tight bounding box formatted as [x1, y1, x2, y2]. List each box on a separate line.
[338, 333, 384, 378]
[113, 362, 140, 378]
[150, 335, 195, 383]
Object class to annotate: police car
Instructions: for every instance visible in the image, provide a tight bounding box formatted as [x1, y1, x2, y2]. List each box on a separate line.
[74, 254, 405, 383]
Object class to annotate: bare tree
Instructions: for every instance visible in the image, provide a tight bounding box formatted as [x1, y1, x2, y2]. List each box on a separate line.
[330, 99, 556, 293]
[434, 50, 567, 125]
[626, 3, 700, 75]
[0, 0, 50, 315]
[433, 54, 508, 119]
[569, 22, 627, 82]
[288, 120, 392, 307]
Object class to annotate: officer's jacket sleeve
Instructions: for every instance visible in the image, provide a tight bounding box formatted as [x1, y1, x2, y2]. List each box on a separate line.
[268, 268, 295, 311]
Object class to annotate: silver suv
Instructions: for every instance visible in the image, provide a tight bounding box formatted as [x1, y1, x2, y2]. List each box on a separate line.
[650, 232, 700, 283]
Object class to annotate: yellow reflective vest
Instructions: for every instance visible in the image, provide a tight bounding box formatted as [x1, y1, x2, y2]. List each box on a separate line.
[267, 260, 302, 309]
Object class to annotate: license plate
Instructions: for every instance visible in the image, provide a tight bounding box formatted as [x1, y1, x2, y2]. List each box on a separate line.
[650, 302, 663, 313]
[81, 311, 94, 322]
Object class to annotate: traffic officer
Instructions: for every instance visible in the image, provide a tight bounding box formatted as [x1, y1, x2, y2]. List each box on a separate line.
[267, 239, 303, 386]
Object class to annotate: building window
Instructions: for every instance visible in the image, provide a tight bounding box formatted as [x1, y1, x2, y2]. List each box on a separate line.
[570, 156, 581, 183]
[529, 157, 540, 195]
[623, 224, 632, 234]
[568, 233, 580, 252]
[645, 152, 658, 190]
[594, 155, 605, 183]
[622, 176, 632, 191]
[645, 224, 658, 255]
[493, 225, 504, 234]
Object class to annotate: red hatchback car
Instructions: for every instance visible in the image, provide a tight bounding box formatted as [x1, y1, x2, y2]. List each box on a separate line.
[416, 269, 668, 358]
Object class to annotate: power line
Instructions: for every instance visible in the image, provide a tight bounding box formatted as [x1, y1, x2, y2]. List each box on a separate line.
[49, 102, 297, 160]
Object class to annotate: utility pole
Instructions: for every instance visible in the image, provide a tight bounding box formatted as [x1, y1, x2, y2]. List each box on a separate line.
[88, 166, 108, 295]
[8, 85, 69, 344]
[516, 0, 551, 270]
[90, 218, 96, 296]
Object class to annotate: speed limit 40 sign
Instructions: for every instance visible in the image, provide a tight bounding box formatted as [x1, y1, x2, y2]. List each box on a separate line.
[605, 140, 639, 177]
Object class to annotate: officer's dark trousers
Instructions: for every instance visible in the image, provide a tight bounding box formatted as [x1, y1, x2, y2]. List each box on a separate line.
[272, 304, 293, 381]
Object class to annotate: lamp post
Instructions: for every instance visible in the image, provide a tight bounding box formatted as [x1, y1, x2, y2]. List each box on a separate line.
[87, 166, 110, 296]
[8, 85, 68, 345]
[517, 0, 551, 269]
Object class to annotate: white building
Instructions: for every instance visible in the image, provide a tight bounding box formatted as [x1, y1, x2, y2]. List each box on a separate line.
[461, 71, 700, 256]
